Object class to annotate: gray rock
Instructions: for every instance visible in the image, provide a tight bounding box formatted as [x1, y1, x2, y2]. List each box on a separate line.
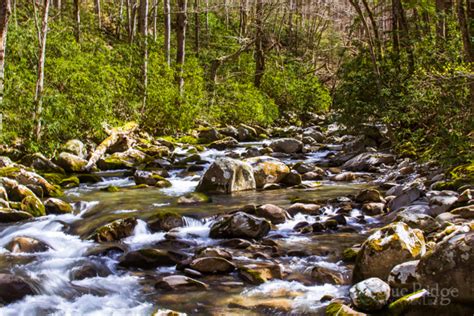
[210, 212, 271, 240]
[269, 138, 303, 154]
[350, 277, 391, 311]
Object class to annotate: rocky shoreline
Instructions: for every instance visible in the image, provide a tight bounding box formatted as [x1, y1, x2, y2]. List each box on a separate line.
[0, 119, 472, 315]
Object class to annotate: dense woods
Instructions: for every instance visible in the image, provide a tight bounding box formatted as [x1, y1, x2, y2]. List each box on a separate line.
[0, 0, 472, 163]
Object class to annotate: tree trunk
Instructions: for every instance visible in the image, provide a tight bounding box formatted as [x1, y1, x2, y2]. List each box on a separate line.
[33, 0, 51, 141]
[139, 0, 148, 114]
[95, 0, 102, 29]
[117, 0, 124, 39]
[457, 0, 473, 62]
[74, 0, 80, 42]
[239, 0, 248, 37]
[176, 0, 188, 94]
[194, 0, 200, 55]
[152, 0, 157, 41]
[0, 0, 11, 110]
[254, 0, 264, 87]
[164, 0, 171, 65]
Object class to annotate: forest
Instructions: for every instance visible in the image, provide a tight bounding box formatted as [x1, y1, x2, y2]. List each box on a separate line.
[0, 0, 472, 315]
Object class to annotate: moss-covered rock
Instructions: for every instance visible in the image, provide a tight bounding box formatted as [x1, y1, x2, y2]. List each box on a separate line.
[353, 222, 426, 282]
[90, 217, 138, 242]
[62, 139, 87, 158]
[9, 185, 36, 202]
[388, 289, 429, 316]
[134, 170, 172, 188]
[244, 156, 290, 188]
[209, 136, 239, 150]
[350, 277, 391, 312]
[432, 163, 474, 191]
[0, 208, 34, 222]
[100, 185, 120, 192]
[60, 176, 80, 188]
[54, 152, 88, 173]
[238, 264, 282, 285]
[44, 198, 73, 215]
[177, 192, 211, 205]
[20, 195, 46, 217]
[147, 211, 184, 232]
[326, 302, 366, 316]
[97, 149, 149, 170]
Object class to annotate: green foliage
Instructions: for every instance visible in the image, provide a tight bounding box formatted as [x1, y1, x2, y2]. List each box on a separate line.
[262, 62, 331, 116]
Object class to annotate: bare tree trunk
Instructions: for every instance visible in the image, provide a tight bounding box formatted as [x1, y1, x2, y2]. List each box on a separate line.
[205, 0, 209, 38]
[152, 0, 157, 41]
[139, 0, 148, 114]
[194, 0, 200, 55]
[12, 0, 17, 27]
[0, 0, 11, 110]
[457, 0, 473, 62]
[164, 0, 171, 65]
[224, 0, 229, 28]
[74, 0, 80, 42]
[33, 0, 51, 141]
[95, 0, 102, 29]
[254, 0, 264, 87]
[117, 0, 124, 39]
[176, 0, 188, 94]
[239, 0, 248, 37]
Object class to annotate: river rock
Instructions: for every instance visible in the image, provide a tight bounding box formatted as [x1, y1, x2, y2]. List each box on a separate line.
[387, 187, 422, 212]
[156, 275, 209, 291]
[0, 274, 36, 304]
[0, 156, 13, 168]
[281, 171, 302, 186]
[331, 172, 357, 181]
[311, 266, 349, 285]
[361, 203, 385, 216]
[210, 212, 271, 240]
[256, 204, 289, 224]
[119, 248, 178, 269]
[287, 203, 321, 216]
[237, 124, 257, 141]
[238, 263, 283, 285]
[326, 302, 366, 316]
[196, 247, 232, 260]
[189, 257, 236, 274]
[97, 149, 148, 170]
[244, 156, 290, 188]
[396, 210, 440, 233]
[353, 222, 426, 282]
[450, 205, 474, 219]
[90, 217, 137, 242]
[303, 127, 325, 143]
[147, 211, 184, 232]
[9, 184, 36, 202]
[134, 170, 171, 188]
[196, 157, 256, 194]
[177, 192, 211, 204]
[209, 137, 239, 150]
[197, 127, 221, 143]
[388, 260, 419, 290]
[44, 198, 73, 215]
[70, 262, 111, 280]
[62, 139, 87, 159]
[269, 138, 303, 154]
[0, 208, 33, 222]
[21, 153, 65, 174]
[20, 195, 46, 217]
[342, 152, 396, 172]
[349, 277, 391, 311]
[2, 168, 61, 197]
[417, 230, 474, 303]
[355, 189, 384, 203]
[55, 152, 88, 173]
[5, 236, 50, 253]
[427, 190, 459, 216]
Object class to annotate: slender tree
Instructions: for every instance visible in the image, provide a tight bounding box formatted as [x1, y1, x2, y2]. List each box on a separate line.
[254, 0, 265, 87]
[74, 0, 81, 42]
[33, 0, 51, 141]
[164, 0, 171, 65]
[0, 0, 11, 109]
[95, 0, 102, 29]
[176, 0, 188, 93]
[194, 0, 200, 55]
[139, 0, 148, 114]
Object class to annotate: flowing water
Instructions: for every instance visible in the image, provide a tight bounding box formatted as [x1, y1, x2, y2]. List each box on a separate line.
[0, 141, 380, 315]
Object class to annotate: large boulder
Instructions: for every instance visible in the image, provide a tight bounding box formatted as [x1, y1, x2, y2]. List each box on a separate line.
[44, 198, 73, 215]
[189, 257, 236, 274]
[387, 187, 423, 212]
[342, 152, 396, 172]
[0, 208, 33, 222]
[196, 158, 256, 194]
[255, 204, 289, 224]
[0, 274, 36, 304]
[209, 137, 239, 150]
[1, 168, 61, 197]
[396, 210, 440, 233]
[55, 152, 88, 173]
[119, 248, 178, 269]
[427, 190, 459, 216]
[244, 156, 290, 188]
[350, 277, 391, 312]
[269, 138, 303, 154]
[353, 222, 426, 282]
[89, 218, 137, 242]
[417, 230, 474, 303]
[5, 236, 50, 253]
[147, 211, 184, 232]
[97, 149, 149, 170]
[20, 195, 46, 217]
[133, 170, 171, 188]
[210, 212, 271, 240]
[388, 260, 419, 290]
[355, 189, 385, 203]
[62, 139, 87, 159]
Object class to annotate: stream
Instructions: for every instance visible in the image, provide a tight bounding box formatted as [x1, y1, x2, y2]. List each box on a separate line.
[0, 139, 383, 315]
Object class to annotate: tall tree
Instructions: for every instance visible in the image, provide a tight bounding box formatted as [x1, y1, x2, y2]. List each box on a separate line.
[194, 0, 200, 54]
[164, 0, 171, 65]
[139, 0, 148, 114]
[74, 0, 81, 42]
[457, 0, 473, 62]
[176, 0, 188, 93]
[254, 0, 265, 87]
[0, 0, 11, 109]
[33, 0, 51, 141]
[95, 0, 102, 29]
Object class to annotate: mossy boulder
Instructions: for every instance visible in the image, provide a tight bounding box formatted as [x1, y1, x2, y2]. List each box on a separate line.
[20, 195, 46, 217]
[60, 176, 80, 188]
[133, 170, 172, 188]
[55, 152, 88, 173]
[9, 184, 36, 202]
[326, 302, 366, 316]
[432, 163, 474, 191]
[353, 222, 426, 282]
[244, 156, 290, 188]
[147, 211, 184, 232]
[210, 212, 271, 240]
[20, 153, 65, 174]
[177, 192, 211, 205]
[196, 157, 256, 194]
[0, 208, 34, 222]
[97, 149, 149, 170]
[100, 185, 120, 192]
[90, 217, 137, 242]
[1, 167, 62, 197]
[209, 137, 239, 150]
[387, 289, 429, 316]
[238, 264, 282, 285]
[349, 277, 391, 312]
[62, 139, 87, 159]
[44, 198, 73, 215]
